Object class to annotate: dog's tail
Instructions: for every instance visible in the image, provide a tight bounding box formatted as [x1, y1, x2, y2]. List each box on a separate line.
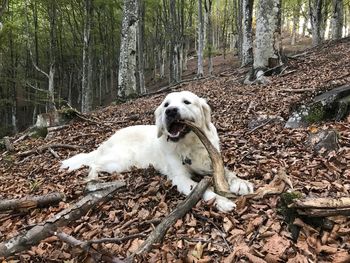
[60, 151, 96, 171]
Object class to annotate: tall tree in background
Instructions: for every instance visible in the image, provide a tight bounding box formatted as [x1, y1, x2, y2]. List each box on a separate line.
[169, 0, 181, 83]
[248, 0, 284, 82]
[331, 0, 343, 39]
[81, 0, 93, 112]
[291, 0, 302, 45]
[240, 0, 254, 66]
[309, 0, 324, 46]
[137, 0, 146, 94]
[197, 0, 204, 77]
[205, 0, 213, 75]
[118, 0, 138, 98]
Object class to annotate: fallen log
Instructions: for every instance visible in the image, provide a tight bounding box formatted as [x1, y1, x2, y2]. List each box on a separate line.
[0, 192, 65, 212]
[181, 120, 230, 196]
[0, 181, 125, 258]
[290, 197, 350, 209]
[297, 208, 350, 217]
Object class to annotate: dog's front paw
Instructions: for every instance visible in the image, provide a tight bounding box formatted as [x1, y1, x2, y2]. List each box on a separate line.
[229, 178, 254, 195]
[215, 196, 236, 212]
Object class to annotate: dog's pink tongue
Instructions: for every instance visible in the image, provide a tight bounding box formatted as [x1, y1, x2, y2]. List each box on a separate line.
[170, 123, 184, 135]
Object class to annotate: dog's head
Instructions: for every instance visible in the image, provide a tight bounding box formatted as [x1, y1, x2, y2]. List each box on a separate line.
[154, 91, 212, 141]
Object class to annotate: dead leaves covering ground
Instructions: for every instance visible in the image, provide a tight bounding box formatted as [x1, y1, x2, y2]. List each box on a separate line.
[1, 38, 350, 262]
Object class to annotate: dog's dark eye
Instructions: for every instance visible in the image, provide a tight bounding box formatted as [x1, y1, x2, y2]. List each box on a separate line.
[164, 102, 169, 107]
[183, 100, 191, 105]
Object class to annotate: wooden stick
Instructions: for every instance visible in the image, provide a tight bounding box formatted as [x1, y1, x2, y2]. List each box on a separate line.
[0, 181, 125, 257]
[17, 144, 83, 157]
[181, 120, 230, 195]
[0, 192, 65, 212]
[132, 177, 211, 256]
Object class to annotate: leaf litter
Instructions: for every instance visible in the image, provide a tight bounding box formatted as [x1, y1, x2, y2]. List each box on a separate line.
[0, 38, 350, 262]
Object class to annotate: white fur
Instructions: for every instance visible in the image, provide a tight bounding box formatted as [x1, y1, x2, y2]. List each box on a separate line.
[61, 91, 254, 212]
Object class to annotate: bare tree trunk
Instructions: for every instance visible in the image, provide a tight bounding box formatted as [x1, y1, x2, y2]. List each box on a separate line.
[309, 0, 324, 46]
[137, 0, 146, 94]
[118, 0, 138, 98]
[205, 0, 213, 75]
[197, 0, 204, 77]
[81, 0, 93, 113]
[291, 0, 302, 45]
[331, 0, 343, 39]
[249, 0, 284, 82]
[241, 0, 254, 66]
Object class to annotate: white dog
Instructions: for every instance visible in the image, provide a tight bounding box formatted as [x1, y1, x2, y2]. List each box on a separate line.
[61, 91, 253, 212]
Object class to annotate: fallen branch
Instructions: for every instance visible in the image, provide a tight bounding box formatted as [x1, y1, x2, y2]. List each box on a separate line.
[48, 147, 60, 159]
[297, 208, 350, 217]
[0, 181, 125, 257]
[245, 119, 273, 135]
[0, 192, 65, 212]
[182, 120, 230, 195]
[278, 88, 316, 93]
[132, 177, 211, 256]
[290, 197, 350, 209]
[54, 232, 125, 263]
[17, 143, 83, 157]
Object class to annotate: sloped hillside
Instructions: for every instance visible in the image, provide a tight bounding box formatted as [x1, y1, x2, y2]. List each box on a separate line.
[0, 38, 350, 262]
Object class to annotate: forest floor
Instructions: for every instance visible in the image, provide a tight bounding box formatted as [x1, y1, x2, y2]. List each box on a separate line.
[1, 37, 350, 262]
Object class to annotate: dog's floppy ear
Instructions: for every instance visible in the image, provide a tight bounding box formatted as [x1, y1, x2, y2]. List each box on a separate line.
[154, 105, 164, 138]
[200, 98, 212, 130]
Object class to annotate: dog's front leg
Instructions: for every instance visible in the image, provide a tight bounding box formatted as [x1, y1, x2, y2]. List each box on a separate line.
[224, 168, 254, 195]
[170, 172, 236, 212]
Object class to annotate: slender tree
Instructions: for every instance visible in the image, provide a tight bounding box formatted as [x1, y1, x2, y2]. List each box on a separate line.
[205, 0, 213, 75]
[197, 0, 204, 77]
[331, 0, 343, 39]
[240, 0, 254, 66]
[81, 0, 93, 112]
[118, 0, 139, 98]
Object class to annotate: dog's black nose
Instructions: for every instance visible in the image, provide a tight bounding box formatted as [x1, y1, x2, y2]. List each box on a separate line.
[165, 107, 178, 118]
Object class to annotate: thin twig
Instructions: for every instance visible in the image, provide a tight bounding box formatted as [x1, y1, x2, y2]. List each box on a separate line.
[17, 144, 83, 157]
[48, 147, 60, 159]
[245, 119, 273, 135]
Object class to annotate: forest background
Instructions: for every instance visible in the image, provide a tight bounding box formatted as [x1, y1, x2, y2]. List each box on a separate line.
[0, 0, 349, 138]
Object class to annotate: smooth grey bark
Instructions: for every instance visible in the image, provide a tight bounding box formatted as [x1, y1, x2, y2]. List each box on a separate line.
[137, 0, 146, 94]
[331, 0, 343, 39]
[118, 0, 138, 98]
[291, 0, 302, 45]
[169, 0, 181, 84]
[241, 0, 254, 66]
[251, 0, 283, 81]
[205, 0, 213, 75]
[197, 0, 204, 77]
[81, 0, 93, 113]
[309, 0, 324, 46]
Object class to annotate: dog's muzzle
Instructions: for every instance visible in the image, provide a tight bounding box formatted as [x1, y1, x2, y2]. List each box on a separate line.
[165, 107, 191, 141]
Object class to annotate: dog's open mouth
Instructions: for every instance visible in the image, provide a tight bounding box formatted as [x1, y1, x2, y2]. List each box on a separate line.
[167, 121, 191, 140]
